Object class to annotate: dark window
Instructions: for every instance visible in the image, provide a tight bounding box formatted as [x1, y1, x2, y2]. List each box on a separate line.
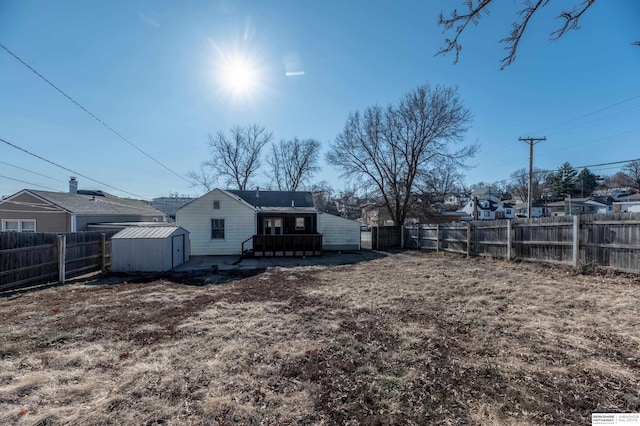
[211, 218, 225, 239]
[213, 200, 220, 209]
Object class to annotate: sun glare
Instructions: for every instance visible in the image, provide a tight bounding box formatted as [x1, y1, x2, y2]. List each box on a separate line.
[219, 55, 259, 96]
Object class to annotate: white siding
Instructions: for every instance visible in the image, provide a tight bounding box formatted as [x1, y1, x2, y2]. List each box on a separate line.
[317, 213, 360, 251]
[176, 189, 256, 255]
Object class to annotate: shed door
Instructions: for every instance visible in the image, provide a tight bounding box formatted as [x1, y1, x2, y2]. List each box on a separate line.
[172, 234, 184, 268]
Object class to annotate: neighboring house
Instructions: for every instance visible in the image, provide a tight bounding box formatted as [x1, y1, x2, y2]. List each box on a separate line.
[584, 199, 612, 214]
[547, 198, 602, 216]
[444, 194, 469, 207]
[0, 180, 165, 232]
[177, 188, 359, 256]
[514, 202, 549, 218]
[361, 203, 394, 227]
[613, 193, 640, 213]
[459, 198, 515, 220]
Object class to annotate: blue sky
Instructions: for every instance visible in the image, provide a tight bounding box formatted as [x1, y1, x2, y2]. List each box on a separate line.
[1, 1, 638, 199]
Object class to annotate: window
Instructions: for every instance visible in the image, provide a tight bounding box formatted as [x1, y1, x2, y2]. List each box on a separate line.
[295, 217, 305, 231]
[483, 211, 490, 217]
[2, 219, 35, 232]
[21, 221, 36, 232]
[213, 200, 220, 209]
[211, 218, 225, 239]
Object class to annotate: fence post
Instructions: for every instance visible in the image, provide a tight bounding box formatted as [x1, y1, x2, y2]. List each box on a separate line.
[572, 214, 579, 267]
[57, 234, 66, 284]
[466, 222, 472, 257]
[506, 220, 512, 261]
[101, 233, 107, 272]
[436, 224, 440, 253]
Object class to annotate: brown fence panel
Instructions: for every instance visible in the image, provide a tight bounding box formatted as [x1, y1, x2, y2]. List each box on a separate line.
[472, 221, 509, 258]
[579, 213, 640, 273]
[0, 231, 117, 292]
[0, 233, 59, 291]
[371, 226, 402, 250]
[512, 216, 574, 265]
[404, 212, 640, 273]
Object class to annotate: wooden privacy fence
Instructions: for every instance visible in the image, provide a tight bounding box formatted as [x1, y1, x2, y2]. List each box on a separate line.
[404, 213, 640, 273]
[371, 226, 402, 250]
[0, 231, 117, 292]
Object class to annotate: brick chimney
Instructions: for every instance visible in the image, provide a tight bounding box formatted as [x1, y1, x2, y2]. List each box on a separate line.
[69, 177, 78, 194]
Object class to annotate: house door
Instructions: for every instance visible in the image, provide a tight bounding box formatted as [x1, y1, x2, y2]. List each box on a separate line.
[172, 234, 184, 268]
[263, 218, 283, 235]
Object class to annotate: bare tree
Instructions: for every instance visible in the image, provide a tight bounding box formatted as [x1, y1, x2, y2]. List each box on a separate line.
[623, 160, 640, 191]
[267, 138, 321, 191]
[326, 84, 476, 226]
[600, 171, 631, 192]
[310, 181, 338, 214]
[508, 167, 549, 202]
[418, 159, 465, 204]
[206, 125, 272, 190]
[186, 164, 216, 193]
[437, 0, 598, 69]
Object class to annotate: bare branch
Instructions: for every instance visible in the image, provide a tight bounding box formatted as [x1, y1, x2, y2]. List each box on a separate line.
[550, 0, 596, 41]
[186, 164, 216, 193]
[438, 0, 600, 69]
[267, 138, 321, 191]
[499, 0, 547, 70]
[436, 0, 494, 64]
[206, 124, 271, 190]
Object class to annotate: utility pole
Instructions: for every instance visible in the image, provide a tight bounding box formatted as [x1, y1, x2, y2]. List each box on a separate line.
[519, 137, 546, 218]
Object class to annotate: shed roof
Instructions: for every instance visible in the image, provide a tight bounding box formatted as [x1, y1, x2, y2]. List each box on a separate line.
[112, 226, 187, 239]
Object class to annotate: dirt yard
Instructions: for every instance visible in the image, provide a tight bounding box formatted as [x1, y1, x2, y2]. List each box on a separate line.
[1, 251, 639, 425]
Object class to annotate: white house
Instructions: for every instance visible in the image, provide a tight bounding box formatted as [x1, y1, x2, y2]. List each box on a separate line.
[514, 202, 549, 218]
[177, 189, 358, 256]
[459, 198, 515, 220]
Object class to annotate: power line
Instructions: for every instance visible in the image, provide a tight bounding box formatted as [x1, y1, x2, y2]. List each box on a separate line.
[534, 93, 640, 135]
[546, 104, 640, 138]
[0, 136, 149, 199]
[0, 174, 59, 191]
[0, 160, 64, 182]
[0, 43, 193, 185]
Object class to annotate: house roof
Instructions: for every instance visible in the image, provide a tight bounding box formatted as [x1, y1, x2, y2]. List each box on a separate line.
[617, 193, 640, 201]
[112, 226, 187, 239]
[27, 190, 164, 216]
[150, 197, 195, 217]
[226, 190, 314, 208]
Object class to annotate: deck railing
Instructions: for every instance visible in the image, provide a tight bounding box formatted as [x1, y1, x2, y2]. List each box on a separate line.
[251, 234, 322, 257]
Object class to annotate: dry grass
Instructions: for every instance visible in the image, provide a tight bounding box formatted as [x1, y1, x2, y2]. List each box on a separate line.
[0, 251, 639, 425]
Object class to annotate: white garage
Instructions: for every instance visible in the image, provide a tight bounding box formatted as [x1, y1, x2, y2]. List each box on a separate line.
[317, 212, 361, 251]
[110, 226, 190, 272]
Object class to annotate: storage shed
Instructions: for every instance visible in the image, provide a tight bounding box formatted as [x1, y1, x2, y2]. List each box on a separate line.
[317, 212, 361, 251]
[110, 226, 190, 272]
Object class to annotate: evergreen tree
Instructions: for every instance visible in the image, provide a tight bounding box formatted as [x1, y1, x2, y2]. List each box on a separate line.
[547, 162, 577, 199]
[576, 168, 599, 197]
